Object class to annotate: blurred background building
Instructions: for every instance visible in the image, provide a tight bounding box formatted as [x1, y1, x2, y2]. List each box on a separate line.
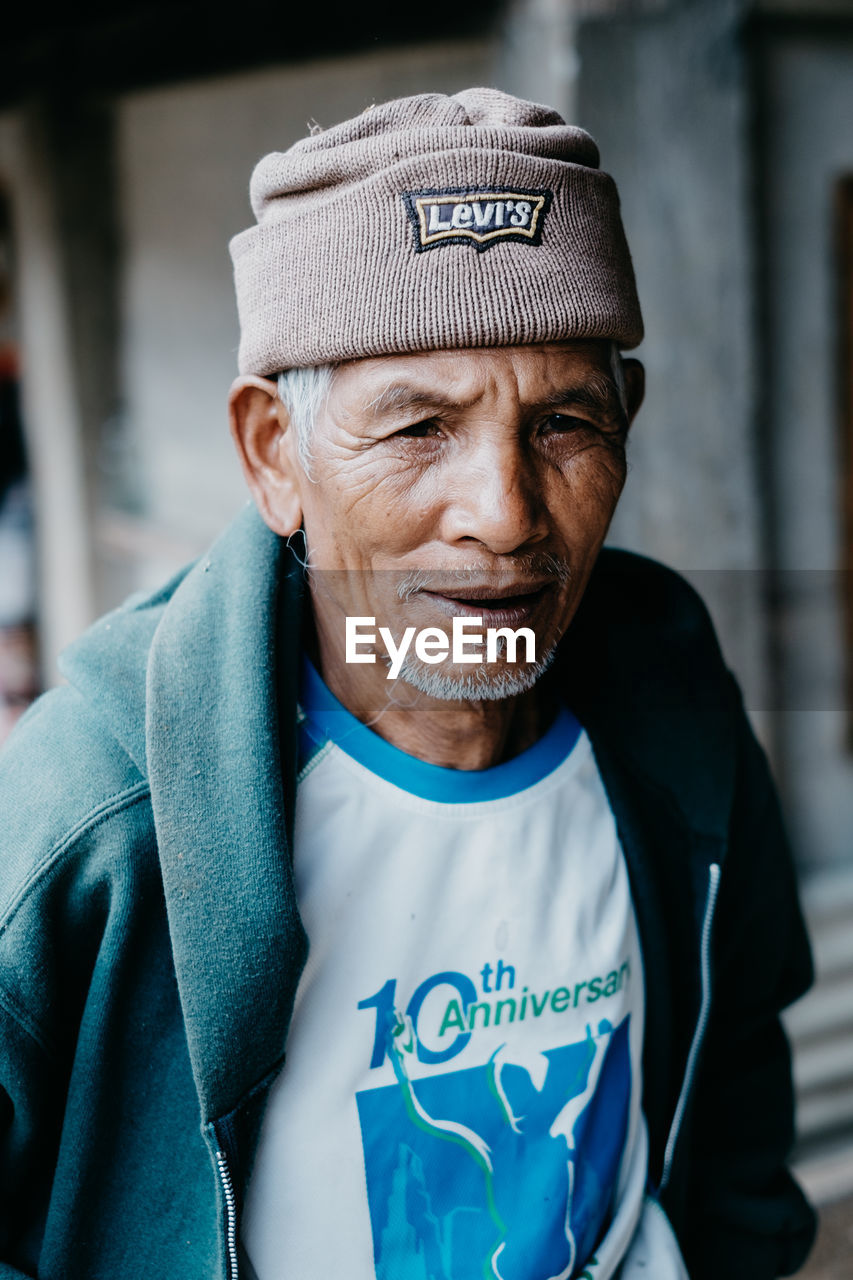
[1, 0, 852, 1270]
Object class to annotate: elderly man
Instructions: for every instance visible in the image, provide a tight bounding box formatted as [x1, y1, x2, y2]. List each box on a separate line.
[0, 90, 815, 1280]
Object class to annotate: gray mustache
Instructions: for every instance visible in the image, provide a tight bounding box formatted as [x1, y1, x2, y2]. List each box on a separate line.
[395, 556, 572, 602]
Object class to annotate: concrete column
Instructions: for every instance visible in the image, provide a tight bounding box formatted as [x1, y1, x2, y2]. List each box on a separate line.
[0, 97, 119, 680]
[498, 0, 580, 122]
[573, 0, 771, 730]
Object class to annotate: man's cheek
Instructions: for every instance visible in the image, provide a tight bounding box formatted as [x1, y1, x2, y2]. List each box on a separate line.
[565, 456, 626, 520]
[324, 470, 425, 525]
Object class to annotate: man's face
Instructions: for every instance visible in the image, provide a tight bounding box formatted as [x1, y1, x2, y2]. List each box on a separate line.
[291, 340, 636, 699]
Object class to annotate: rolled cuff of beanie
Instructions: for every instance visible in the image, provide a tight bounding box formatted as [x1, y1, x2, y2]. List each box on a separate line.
[230, 157, 642, 374]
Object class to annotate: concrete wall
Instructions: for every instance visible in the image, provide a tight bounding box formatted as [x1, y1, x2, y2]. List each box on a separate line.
[758, 29, 853, 870]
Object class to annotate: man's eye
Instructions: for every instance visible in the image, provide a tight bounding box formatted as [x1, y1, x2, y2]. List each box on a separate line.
[395, 420, 441, 438]
[541, 413, 591, 434]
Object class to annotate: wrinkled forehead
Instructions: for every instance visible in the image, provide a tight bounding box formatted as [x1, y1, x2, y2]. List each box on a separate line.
[328, 340, 619, 415]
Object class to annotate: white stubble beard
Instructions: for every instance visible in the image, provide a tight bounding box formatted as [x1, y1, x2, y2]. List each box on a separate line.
[387, 641, 560, 702]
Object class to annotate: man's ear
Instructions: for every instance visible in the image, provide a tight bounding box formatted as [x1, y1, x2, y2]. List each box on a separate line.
[228, 375, 304, 536]
[622, 358, 645, 425]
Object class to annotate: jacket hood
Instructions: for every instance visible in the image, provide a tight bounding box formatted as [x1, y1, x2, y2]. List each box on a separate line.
[59, 563, 192, 778]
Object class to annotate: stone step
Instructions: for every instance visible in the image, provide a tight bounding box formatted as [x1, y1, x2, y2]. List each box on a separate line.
[796, 1084, 853, 1150]
[786, 979, 853, 1042]
[794, 1136, 853, 1206]
[801, 866, 853, 923]
[786, 870, 853, 1153]
[807, 918, 853, 983]
[793, 1032, 853, 1095]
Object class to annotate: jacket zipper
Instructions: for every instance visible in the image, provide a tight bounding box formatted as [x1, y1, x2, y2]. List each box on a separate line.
[659, 861, 721, 1191]
[215, 1148, 239, 1280]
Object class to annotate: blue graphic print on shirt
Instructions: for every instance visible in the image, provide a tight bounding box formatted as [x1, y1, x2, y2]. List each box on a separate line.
[356, 1015, 631, 1280]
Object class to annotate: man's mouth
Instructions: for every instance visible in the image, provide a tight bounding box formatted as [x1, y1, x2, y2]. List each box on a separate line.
[418, 582, 553, 629]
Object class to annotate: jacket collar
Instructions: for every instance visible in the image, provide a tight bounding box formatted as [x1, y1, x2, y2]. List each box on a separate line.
[145, 504, 307, 1122]
[559, 548, 737, 848]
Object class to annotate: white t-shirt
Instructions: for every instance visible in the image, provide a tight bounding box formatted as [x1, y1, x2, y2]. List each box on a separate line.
[242, 662, 686, 1280]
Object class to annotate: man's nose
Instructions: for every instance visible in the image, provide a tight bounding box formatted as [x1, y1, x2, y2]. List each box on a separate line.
[440, 437, 548, 554]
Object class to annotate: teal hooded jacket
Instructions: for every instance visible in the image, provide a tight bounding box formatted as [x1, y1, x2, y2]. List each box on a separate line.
[0, 505, 816, 1279]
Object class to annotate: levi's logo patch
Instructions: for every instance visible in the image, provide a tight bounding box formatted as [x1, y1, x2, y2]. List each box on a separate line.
[402, 187, 552, 252]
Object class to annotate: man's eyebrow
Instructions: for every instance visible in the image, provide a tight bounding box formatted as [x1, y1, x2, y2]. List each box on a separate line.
[362, 373, 626, 421]
[364, 383, 459, 418]
[537, 376, 625, 419]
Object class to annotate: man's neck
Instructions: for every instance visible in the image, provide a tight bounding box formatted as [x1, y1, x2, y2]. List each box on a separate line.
[308, 620, 550, 771]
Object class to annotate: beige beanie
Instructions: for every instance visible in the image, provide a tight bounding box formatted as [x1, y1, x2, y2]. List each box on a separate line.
[230, 87, 642, 374]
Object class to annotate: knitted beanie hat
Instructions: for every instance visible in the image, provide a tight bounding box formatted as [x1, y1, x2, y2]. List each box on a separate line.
[230, 87, 642, 374]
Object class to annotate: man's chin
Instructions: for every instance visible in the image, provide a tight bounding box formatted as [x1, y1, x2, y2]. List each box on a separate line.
[388, 650, 557, 703]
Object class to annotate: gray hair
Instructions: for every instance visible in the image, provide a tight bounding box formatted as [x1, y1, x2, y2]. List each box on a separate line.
[277, 365, 336, 476]
[608, 341, 626, 415]
[277, 341, 627, 474]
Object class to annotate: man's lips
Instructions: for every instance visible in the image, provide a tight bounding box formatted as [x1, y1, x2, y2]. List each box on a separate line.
[418, 582, 554, 628]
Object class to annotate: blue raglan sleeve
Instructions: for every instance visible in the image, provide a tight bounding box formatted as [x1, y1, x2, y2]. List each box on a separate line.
[680, 688, 817, 1279]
